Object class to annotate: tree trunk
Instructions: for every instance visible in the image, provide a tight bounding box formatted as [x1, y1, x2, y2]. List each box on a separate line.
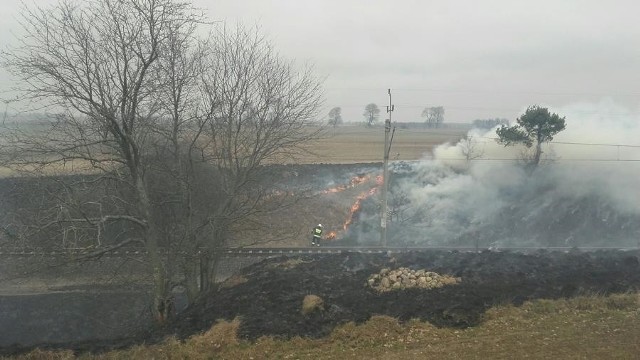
[135, 177, 171, 323]
[208, 252, 222, 288]
[184, 257, 201, 302]
[198, 250, 222, 293]
[533, 141, 542, 166]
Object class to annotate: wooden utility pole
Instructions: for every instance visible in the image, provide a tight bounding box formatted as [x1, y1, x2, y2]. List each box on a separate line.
[380, 89, 394, 247]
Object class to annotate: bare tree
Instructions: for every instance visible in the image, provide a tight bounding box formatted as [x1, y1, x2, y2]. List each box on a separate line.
[1, 0, 205, 322]
[421, 108, 431, 127]
[1, 1, 322, 322]
[189, 24, 323, 292]
[460, 135, 484, 164]
[363, 103, 380, 127]
[327, 106, 342, 127]
[388, 189, 410, 223]
[422, 106, 445, 128]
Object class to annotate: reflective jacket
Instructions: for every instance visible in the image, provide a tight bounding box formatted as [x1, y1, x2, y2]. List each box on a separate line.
[312, 226, 323, 237]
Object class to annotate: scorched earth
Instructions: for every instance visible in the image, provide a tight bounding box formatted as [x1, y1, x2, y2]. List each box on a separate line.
[156, 249, 640, 344]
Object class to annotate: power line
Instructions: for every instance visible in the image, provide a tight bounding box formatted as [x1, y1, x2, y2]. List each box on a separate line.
[543, 141, 640, 148]
[360, 127, 640, 148]
[382, 127, 640, 148]
[475, 136, 640, 149]
[437, 158, 640, 162]
[325, 87, 640, 97]
[317, 155, 640, 162]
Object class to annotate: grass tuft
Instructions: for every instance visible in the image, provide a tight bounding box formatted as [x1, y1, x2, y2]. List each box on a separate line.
[219, 275, 248, 289]
[301, 294, 324, 315]
[186, 318, 241, 350]
[12, 349, 75, 360]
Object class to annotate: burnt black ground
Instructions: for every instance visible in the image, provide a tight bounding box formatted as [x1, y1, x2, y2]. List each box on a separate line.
[3, 249, 640, 356]
[166, 249, 640, 341]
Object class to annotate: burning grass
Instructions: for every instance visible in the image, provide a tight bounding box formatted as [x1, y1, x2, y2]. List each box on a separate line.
[322, 174, 382, 242]
[13, 293, 640, 359]
[232, 165, 382, 247]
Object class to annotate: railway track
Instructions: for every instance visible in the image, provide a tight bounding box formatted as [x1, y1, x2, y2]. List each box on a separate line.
[211, 246, 640, 256]
[0, 246, 637, 258]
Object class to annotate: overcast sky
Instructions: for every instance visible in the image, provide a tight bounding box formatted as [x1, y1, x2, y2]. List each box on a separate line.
[2, 0, 640, 123]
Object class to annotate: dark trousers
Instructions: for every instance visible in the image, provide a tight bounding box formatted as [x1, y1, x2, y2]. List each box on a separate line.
[312, 235, 321, 245]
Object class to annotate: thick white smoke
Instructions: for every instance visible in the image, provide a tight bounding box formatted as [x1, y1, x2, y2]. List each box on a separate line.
[390, 100, 640, 247]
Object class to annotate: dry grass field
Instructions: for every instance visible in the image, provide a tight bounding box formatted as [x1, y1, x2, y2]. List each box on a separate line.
[303, 125, 470, 163]
[0, 124, 468, 175]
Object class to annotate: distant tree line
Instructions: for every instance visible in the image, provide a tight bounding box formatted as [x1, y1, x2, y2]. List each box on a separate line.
[327, 104, 447, 128]
[472, 118, 510, 129]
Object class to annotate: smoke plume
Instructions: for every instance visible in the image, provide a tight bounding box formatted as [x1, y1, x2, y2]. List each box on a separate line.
[354, 100, 640, 248]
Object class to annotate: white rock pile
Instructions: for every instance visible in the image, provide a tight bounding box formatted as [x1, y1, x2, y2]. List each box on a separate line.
[366, 267, 462, 292]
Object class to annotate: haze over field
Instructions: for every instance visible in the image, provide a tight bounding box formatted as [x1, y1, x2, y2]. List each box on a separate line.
[2, 0, 640, 123]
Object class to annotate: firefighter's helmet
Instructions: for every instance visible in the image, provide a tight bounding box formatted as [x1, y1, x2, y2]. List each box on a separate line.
[318, 224, 323, 228]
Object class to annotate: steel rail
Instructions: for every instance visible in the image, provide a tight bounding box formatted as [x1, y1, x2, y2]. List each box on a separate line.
[0, 246, 637, 258]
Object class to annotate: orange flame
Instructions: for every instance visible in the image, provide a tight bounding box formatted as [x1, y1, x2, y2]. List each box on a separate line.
[321, 175, 371, 194]
[375, 175, 384, 186]
[342, 187, 380, 231]
[350, 175, 369, 186]
[320, 173, 381, 242]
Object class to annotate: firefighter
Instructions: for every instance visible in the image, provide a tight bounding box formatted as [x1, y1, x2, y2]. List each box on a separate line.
[311, 224, 323, 246]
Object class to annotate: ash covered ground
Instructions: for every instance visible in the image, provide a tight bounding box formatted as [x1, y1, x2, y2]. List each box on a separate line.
[11, 248, 637, 356]
[162, 250, 640, 342]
